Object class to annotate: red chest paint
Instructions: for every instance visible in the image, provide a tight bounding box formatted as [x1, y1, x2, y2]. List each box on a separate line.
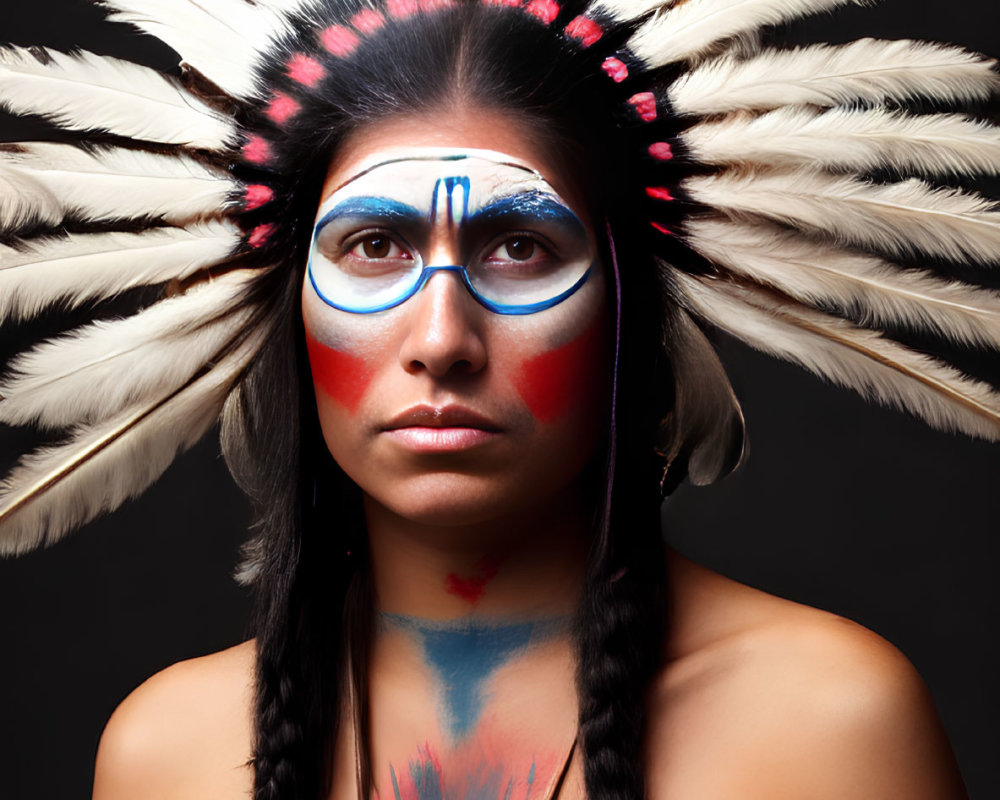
[516, 319, 605, 424]
[305, 331, 374, 414]
[445, 556, 500, 605]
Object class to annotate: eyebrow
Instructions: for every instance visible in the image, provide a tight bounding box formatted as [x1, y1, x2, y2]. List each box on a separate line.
[315, 196, 424, 233]
[467, 192, 586, 237]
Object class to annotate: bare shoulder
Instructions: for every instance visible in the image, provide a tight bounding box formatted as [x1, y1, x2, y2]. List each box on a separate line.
[93, 640, 256, 800]
[646, 554, 966, 799]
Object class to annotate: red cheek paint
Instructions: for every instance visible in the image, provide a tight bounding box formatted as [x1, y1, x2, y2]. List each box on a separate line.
[445, 556, 500, 605]
[516, 318, 605, 424]
[305, 330, 374, 414]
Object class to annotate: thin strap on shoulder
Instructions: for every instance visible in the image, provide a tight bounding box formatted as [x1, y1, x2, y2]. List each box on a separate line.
[545, 735, 578, 800]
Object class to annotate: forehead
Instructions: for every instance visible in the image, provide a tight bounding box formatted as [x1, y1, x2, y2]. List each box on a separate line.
[319, 147, 562, 211]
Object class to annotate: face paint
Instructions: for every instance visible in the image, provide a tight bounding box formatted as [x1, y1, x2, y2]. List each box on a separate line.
[516, 316, 605, 423]
[303, 138, 608, 530]
[389, 744, 544, 800]
[383, 614, 564, 743]
[306, 149, 595, 315]
[304, 329, 375, 414]
[444, 556, 500, 605]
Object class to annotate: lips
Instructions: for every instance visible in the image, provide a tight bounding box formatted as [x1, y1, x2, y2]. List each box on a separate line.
[381, 405, 501, 452]
[383, 404, 501, 432]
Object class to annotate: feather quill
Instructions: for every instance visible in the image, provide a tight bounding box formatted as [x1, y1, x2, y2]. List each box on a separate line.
[0, 222, 242, 321]
[628, 0, 861, 68]
[97, 0, 311, 99]
[0, 331, 264, 556]
[0, 143, 236, 232]
[684, 107, 1000, 176]
[685, 170, 1000, 264]
[677, 272, 1000, 441]
[684, 217, 1000, 348]
[0, 270, 258, 429]
[0, 46, 232, 149]
[670, 38, 1000, 116]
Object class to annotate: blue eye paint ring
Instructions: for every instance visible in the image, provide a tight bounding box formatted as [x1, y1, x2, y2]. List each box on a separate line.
[307, 259, 593, 316]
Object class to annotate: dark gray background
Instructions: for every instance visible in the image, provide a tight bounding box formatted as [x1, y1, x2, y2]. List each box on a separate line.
[1, 1, 998, 798]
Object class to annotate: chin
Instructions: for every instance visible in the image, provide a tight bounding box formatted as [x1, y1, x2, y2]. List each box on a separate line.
[365, 471, 552, 531]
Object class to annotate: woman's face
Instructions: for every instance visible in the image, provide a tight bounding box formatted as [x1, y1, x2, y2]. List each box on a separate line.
[302, 109, 609, 531]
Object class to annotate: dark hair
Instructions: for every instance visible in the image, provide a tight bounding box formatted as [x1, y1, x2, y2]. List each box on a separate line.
[223, 3, 674, 798]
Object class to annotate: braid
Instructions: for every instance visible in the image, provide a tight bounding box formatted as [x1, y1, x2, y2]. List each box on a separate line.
[576, 500, 666, 800]
[575, 202, 672, 798]
[226, 271, 368, 800]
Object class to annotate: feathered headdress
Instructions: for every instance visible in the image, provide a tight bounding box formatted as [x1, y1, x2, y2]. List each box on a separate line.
[1, 0, 999, 557]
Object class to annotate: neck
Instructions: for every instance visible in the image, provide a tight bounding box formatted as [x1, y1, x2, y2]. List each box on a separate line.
[364, 486, 590, 621]
[363, 489, 586, 794]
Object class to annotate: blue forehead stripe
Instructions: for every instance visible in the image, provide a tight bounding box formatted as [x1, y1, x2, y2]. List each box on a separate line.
[315, 196, 424, 233]
[468, 192, 586, 237]
[431, 175, 471, 226]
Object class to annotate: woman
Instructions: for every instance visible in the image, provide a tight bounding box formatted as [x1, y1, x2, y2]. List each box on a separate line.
[0, 0, 997, 797]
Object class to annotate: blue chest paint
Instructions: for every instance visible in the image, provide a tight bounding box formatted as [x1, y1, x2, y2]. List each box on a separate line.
[384, 614, 561, 742]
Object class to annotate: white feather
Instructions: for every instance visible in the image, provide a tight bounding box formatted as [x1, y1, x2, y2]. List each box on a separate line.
[685, 170, 1000, 264]
[683, 107, 1000, 176]
[0, 330, 263, 556]
[0, 143, 236, 232]
[98, 0, 314, 99]
[629, 0, 861, 67]
[0, 222, 242, 321]
[0, 166, 59, 230]
[0, 46, 232, 149]
[0, 270, 258, 429]
[670, 38, 1000, 116]
[676, 272, 1000, 441]
[685, 217, 1000, 349]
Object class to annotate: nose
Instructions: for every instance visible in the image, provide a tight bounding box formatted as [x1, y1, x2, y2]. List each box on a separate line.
[398, 270, 488, 378]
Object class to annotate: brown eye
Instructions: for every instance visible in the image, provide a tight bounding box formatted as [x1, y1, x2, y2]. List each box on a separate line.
[504, 237, 535, 261]
[362, 235, 391, 258]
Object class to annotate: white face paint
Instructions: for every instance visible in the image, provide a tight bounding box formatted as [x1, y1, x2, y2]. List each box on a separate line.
[306, 148, 596, 315]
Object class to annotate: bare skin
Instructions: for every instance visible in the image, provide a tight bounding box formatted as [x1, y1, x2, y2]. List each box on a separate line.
[93, 553, 966, 799]
[93, 109, 967, 799]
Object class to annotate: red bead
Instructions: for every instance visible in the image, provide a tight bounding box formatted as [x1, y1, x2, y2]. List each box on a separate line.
[525, 0, 560, 24]
[646, 186, 675, 201]
[601, 57, 628, 83]
[628, 92, 657, 122]
[564, 15, 602, 46]
[245, 185, 275, 210]
[287, 54, 325, 88]
[265, 93, 300, 125]
[648, 142, 674, 160]
[351, 9, 386, 32]
[249, 223, 277, 248]
[321, 25, 360, 57]
[242, 135, 272, 165]
[387, 0, 419, 17]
